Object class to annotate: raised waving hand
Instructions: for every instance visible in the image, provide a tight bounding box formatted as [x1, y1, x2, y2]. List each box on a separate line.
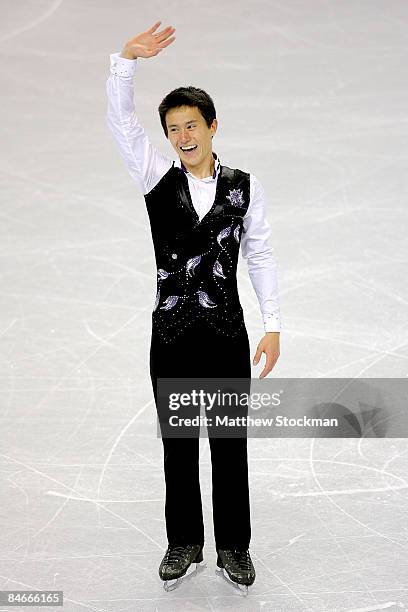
[120, 20, 176, 60]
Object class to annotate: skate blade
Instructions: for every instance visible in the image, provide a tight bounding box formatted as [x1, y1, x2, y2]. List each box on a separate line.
[215, 567, 250, 596]
[163, 561, 204, 591]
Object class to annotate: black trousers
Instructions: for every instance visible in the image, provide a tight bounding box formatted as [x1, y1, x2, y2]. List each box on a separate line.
[150, 323, 251, 550]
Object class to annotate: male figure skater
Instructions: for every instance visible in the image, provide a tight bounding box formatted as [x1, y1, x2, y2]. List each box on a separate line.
[106, 20, 281, 592]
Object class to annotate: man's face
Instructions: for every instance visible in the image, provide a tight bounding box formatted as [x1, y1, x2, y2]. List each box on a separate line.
[165, 105, 217, 169]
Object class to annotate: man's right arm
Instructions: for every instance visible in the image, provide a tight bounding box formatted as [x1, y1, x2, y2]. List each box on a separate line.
[106, 52, 173, 195]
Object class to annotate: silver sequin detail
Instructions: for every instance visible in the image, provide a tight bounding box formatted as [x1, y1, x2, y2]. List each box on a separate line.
[233, 225, 240, 242]
[153, 288, 160, 311]
[226, 188, 245, 207]
[213, 260, 226, 279]
[186, 255, 202, 277]
[196, 290, 217, 308]
[172, 253, 177, 259]
[158, 269, 169, 280]
[217, 226, 231, 246]
[160, 295, 179, 311]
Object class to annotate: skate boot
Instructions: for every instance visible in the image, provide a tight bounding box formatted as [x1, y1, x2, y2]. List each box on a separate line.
[159, 544, 204, 591]
[216, 548, 255, 595]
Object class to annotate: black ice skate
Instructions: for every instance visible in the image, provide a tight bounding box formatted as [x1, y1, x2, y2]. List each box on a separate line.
[216, 549, 255, 595]
[159, 544, 204, 591]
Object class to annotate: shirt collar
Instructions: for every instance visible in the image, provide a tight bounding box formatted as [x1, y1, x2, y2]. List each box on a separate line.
[174, 151, 220, 180]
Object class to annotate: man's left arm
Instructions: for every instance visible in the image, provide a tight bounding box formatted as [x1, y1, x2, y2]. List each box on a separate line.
[241, 174, 281, 378]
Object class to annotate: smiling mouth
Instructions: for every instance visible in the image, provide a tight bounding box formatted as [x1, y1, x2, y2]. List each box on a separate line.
[180, 145, 198, 154]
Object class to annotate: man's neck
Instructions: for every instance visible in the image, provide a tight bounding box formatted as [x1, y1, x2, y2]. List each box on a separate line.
[181, 153, 215, 180]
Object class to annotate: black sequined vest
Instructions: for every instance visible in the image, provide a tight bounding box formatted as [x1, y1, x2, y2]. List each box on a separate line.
[144, 162, 250, 343]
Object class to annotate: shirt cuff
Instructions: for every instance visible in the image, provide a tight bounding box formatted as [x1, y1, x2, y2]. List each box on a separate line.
[263, 314, 281, 333]
[109, 52, 138, 78]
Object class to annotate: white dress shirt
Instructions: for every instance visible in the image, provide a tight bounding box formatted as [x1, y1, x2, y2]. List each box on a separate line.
[106, 52, 281, 332]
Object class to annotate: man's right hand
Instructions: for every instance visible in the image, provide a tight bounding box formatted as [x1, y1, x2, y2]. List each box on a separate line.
[120, 20, 176, 60]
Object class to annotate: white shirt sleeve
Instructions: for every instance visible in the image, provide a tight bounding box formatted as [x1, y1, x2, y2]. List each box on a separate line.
[241, 174, 282, 333]
[106, 52, 173, 195]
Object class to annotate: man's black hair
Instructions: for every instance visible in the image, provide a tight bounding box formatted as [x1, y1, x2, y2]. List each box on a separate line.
[158, 86, 216, 138]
